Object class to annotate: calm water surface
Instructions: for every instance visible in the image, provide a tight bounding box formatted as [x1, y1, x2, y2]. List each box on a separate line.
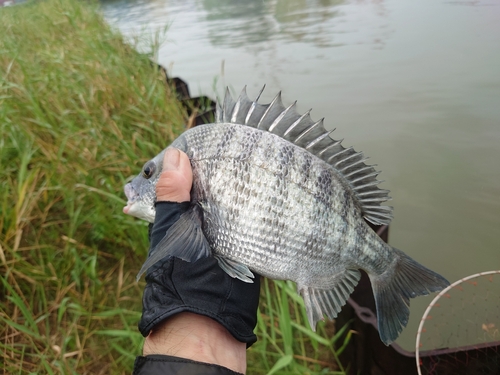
[101, 0, 500, 351]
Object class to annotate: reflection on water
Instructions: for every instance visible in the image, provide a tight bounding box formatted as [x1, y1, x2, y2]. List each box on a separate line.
[200, 0, 345, 48]
[201, 0, 283, 47]
[101, 0, 500, 351]
[101, 0, 391, 46]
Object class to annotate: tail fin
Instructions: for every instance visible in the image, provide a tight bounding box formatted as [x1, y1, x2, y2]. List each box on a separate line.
[369, 248, 450, 345]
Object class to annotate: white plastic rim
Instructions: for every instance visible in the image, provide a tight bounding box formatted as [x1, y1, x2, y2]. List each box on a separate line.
[415, 270, 500, 375]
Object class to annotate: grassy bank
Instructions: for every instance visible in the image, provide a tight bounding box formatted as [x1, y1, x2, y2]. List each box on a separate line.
[0, 0, 348, 373]
[1, 0, 185, 372]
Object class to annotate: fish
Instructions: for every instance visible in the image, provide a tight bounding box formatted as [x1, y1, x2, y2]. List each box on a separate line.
[123, 86, 450, 345]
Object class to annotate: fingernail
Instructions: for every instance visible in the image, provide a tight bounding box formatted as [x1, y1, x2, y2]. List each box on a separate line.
[163, 148, 180, 171]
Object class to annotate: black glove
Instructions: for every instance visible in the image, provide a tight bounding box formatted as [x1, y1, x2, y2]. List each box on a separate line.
[138, 201, 261, 346]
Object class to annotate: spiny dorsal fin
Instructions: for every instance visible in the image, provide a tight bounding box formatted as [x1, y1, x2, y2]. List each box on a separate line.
[215, 86, 393, 225]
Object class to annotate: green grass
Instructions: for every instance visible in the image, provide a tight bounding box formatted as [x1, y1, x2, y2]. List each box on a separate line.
[0, 0, 350, 373]
[250, 279, 352, 375]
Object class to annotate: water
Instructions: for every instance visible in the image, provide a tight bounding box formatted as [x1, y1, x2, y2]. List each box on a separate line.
[100, 0, 500, 351]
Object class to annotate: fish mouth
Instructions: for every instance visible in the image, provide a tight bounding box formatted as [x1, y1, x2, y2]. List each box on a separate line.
[123, 183, 138, 215]
[123, 202, 133, 214]
[122, 182, 155, 222]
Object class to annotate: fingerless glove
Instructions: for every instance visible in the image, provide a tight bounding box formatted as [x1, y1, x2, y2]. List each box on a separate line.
[138, 201, 261, 346]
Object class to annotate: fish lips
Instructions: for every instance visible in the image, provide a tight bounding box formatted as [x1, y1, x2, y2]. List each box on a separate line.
[123, 183, 155, 222]
[123, 183, 137, 212]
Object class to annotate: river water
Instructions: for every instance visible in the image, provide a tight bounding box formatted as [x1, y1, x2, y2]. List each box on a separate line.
[100, 0, 500, 351]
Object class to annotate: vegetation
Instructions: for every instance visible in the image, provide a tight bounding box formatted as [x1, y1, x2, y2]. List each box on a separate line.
[0, 0, 350, 373]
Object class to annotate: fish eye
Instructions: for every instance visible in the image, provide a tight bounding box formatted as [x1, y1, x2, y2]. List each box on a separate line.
[142, 161, 156, 179]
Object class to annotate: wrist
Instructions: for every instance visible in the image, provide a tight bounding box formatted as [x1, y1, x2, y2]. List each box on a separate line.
[143, 312, 247, 374]
[149, 201, 191, 250]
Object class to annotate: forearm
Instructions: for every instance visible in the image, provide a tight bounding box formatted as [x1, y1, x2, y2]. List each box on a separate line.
[143, 313, 247, 374]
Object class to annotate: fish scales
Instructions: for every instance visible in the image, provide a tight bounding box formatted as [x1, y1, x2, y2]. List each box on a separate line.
[183, 124, 351, 276]
[123, 87, 450, 345]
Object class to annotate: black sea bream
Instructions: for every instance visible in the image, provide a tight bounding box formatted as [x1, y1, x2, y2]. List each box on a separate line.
[123, 87, 449, 345]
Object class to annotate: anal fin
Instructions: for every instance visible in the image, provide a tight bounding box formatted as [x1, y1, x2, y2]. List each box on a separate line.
[299, 269, 361, 331]
[136, 205, 211, 280]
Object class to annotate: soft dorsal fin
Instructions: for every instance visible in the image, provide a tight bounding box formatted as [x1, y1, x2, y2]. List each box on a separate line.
[216, 86, 393, 225]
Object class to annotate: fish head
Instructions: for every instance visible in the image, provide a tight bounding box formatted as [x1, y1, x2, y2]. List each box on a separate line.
[123, 149, 167, 223]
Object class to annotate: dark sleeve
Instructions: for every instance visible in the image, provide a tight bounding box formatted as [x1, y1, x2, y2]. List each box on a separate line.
[133, 355, 244, 375]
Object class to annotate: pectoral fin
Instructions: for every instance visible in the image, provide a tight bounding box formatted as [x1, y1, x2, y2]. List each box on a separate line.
[136, 205, 211, 281]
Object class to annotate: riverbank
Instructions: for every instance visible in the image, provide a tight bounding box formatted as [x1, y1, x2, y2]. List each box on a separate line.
[0, 0, 347, 373]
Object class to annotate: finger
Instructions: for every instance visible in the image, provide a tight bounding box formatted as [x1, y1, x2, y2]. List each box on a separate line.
[156, 148, 193, 203]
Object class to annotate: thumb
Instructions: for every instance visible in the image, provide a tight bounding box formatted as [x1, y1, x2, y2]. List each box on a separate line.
[156, 148, 193, 203]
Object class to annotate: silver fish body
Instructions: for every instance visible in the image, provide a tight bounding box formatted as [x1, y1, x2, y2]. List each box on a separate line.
[124, 87, 449, 345]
